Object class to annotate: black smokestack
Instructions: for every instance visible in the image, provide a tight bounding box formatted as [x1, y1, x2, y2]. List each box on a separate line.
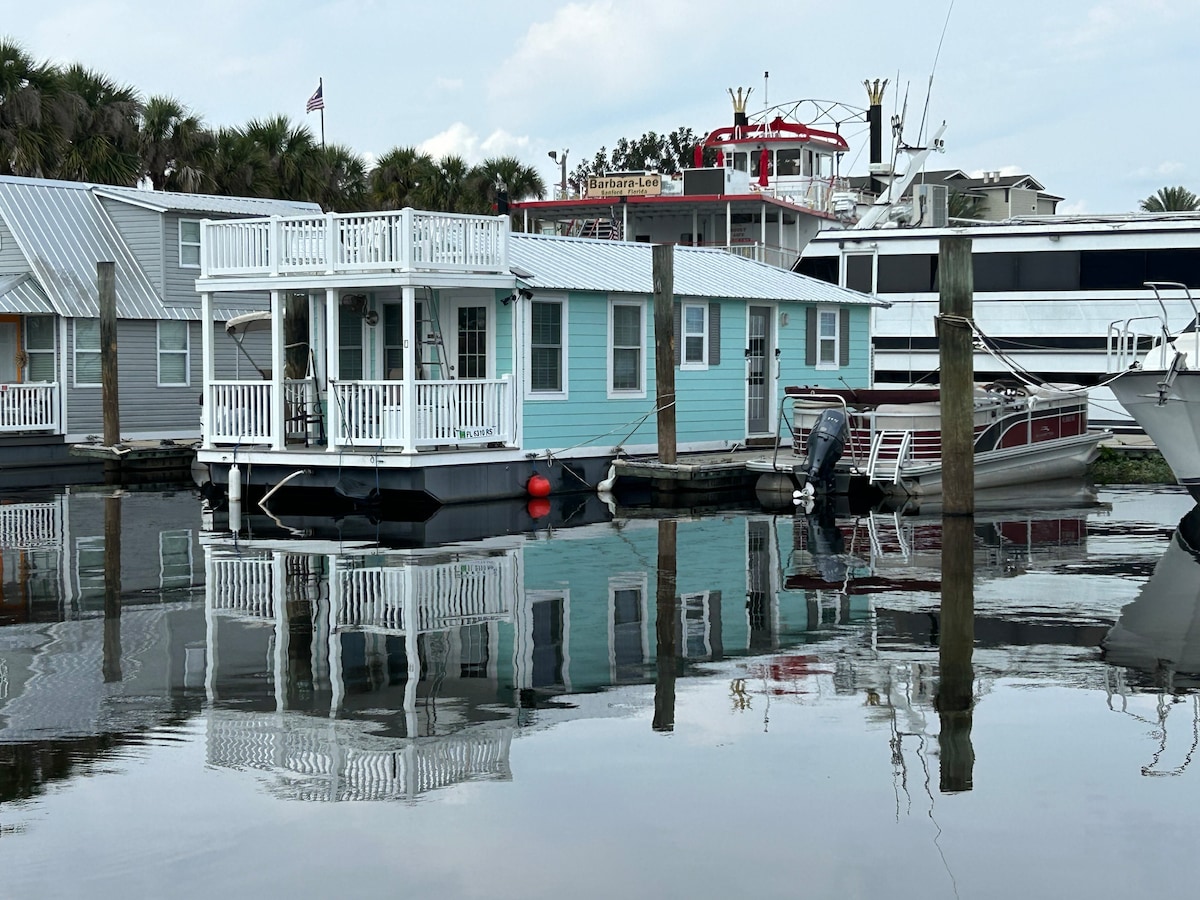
[728, 86, 752, 129]
[864, 79, 888, 196]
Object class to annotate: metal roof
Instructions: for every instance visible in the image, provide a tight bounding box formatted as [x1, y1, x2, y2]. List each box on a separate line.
[0, 273, 54, 314]
[509, 233, 881, 305]
[0, 177, 171, 319]
[94, 184, 322, 217]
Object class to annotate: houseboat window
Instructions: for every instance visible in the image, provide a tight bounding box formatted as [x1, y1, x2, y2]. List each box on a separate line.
[682, 302, 708, 367]
[610, 301, 644, 395]
[776, 149, 802, 177]
[844, 254, 875, 293]
[457, 306, 487, 379]
[531, 595, 566, 689]
[795, 255, 838, 284]
[73, 318, 101, 386]
[817, 308, 839, 368]
[179, 219, 201, 268]
[23, 316, 56, 382]
[459, 622, 490, 678]
[611, 583, 645, 681]
[877, 254, 939, 293]
[338, 307, 363, 380]
[530, 300, 563, 393]
[730, 152, 749, 173]
[157, 320, 190, 386]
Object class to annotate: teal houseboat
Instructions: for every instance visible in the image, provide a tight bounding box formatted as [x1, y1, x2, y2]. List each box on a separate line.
[193, 208, 878, 507]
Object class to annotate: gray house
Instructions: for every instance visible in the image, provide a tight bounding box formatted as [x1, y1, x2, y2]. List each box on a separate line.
[0, 174, 319, 482]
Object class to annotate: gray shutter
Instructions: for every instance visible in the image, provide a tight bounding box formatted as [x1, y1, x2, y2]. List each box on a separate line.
[708, 302, 721, 365]
[806, 307, 817, 366]
[673, 301, 681, 366]
[839, 308, 851, 366]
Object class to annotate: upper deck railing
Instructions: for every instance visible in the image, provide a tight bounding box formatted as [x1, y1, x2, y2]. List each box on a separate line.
[201, 209, 510, 278]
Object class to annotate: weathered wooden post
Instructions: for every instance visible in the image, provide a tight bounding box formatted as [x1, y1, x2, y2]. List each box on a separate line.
[938, 237, 974, 515]
[98, 262, 120, 447]
[102, 492, 122, 683]
[936, 515, 975, 792]
[653, 518, 678, 732]
[653, 244, 677, 466]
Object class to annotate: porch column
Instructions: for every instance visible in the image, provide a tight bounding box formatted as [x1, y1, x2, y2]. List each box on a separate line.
[201, 292, 214, 449]
[691, 210, 699, 246]
[325, 288, 340, 450]
[760, 199, 767, 261]
[725, 201, 732, 251]
[270, 290, 285, 450]
[402, 285, 418, 454]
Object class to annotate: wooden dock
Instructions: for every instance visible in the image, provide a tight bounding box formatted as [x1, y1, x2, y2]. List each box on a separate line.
[70, 439, 198, 484]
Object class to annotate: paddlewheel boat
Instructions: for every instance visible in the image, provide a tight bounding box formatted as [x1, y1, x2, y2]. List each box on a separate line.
[749, 381, 1108, 499]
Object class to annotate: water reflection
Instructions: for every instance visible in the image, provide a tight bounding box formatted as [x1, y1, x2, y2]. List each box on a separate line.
[3, 487, 1200, 811]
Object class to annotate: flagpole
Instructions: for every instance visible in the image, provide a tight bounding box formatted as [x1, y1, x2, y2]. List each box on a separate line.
[319, 77, 325, 148]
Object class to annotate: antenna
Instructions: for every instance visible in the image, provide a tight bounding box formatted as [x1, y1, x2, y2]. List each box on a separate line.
[918, 0, 956, 144]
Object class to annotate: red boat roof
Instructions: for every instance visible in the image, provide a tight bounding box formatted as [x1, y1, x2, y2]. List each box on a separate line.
[703, 116, 849, 152]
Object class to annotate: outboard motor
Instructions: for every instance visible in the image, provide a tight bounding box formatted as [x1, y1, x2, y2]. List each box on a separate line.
[791, 407, 848, 509]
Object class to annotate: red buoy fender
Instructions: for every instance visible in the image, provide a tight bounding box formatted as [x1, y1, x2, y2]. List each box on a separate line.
[527, 474, 551, 498]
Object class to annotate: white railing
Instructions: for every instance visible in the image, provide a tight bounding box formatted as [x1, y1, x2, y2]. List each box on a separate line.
[332, 553, 517, 634]
[202, 209, 510, 278]
[207, 380, 273, 444]
[0, 500, 62, 549]
[0, 382, 59, 432]
[328, 377, 515, 449]
[207, 554, 276, 619]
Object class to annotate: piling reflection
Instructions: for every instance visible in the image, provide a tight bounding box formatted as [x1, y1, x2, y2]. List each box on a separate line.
[936, 515, 975, 793]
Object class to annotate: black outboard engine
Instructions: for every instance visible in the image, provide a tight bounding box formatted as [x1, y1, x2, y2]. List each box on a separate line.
[791, 407, 848, 510]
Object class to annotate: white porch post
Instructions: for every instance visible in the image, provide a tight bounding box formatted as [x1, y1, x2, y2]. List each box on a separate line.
[692, 210, 699, 246]
[270, 290, 285, 450]
[726, 201, 732, 251]
[201, 291, 214, 449]
[402, 285, 418, 454]
[325, 288, 340, 450]
[760, 199, 767, 261]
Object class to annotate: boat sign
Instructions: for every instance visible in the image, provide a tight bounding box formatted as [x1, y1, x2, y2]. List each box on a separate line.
[586, 174, 662, 198]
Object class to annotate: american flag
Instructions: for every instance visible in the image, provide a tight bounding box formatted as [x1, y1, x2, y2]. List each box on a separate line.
[306, 83, 324, 113]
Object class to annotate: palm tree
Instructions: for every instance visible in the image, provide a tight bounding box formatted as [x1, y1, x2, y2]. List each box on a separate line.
[308, 142, 368, 212]
[208, 126, 272, 197]
[417, 154, 473, 212]
[0, 38, 67, 177]
[241, 114, 320, 201]
[368, 146, 435, 209]
[948, 189, 986, 221]
[54, 64, 143, 185]
[1139, 186, 1200, 213]
[139, 95, 214, 192]
[476, 155, 546, 203]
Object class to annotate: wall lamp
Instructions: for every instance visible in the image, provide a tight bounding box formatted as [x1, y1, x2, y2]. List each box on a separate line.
[503, 287, 534, 305]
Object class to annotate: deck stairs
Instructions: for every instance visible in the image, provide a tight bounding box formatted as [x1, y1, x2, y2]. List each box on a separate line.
[866, 429, 912, 485]
[568, 218, 623, 240]
[868, 511, 911, 562]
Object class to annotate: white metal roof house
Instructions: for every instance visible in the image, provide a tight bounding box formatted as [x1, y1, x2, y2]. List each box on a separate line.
[193, 206, 879, 510]
[0, 173, 319, 485]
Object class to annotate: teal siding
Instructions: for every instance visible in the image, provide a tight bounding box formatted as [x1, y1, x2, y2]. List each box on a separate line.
[519, 293, 873, 451]
[494, 288, 513, 374]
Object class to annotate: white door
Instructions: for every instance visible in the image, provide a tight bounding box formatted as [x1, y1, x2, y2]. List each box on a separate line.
[449, 298, 491, 379]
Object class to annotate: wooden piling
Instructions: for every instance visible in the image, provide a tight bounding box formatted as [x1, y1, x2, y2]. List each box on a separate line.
[653, 244, 677, 466]
[938, 237, 974, 516]
[102, 493, 122, 683]
[98, 262, 120, 448]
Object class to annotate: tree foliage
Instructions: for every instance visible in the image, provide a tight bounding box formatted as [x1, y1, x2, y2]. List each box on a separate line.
[569, 126, 712, 193]
[1139, 185, 1200, 213]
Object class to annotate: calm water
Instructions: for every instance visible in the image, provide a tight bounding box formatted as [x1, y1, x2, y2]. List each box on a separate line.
[1, 484, 1198, 899]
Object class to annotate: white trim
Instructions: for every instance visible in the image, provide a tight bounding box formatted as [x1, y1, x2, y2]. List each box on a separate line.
[157, 319, 191, 387]
[607, 297, 647, 400]
[524, 295, 568, 400]
[680, 301, 708, 371]
[179, 218, 202, 269]
[816, 306, 840, 371]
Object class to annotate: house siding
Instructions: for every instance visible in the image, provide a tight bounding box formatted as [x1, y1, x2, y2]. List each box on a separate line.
[0, 217, 28, 271]
[164, 211, 203, 309]
[65, 319, 205, 439]
[99, 198, 164, 298]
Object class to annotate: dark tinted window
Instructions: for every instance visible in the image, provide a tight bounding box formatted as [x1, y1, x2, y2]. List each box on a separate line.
[973, 253, 1017, 291]
[1016, 250, 1078, 289]
[877, 254, 937, 292]
[1145, 249, 1200, 286]
[796, 255, 838, 284]
[1080, 250, 1146, 290]
[845, 254, 874, 293]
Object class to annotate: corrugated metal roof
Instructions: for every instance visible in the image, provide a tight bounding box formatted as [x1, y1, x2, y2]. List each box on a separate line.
[0, 273, 54, 314]
[94, 184, 321, 217]
[509, 233, 880, 305]
[0, 177, 168, 319]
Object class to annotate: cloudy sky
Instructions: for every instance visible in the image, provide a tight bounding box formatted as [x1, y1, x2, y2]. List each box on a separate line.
[4, 0, 1196, 213]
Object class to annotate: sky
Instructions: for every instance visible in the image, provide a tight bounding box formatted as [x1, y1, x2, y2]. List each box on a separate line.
[4, 0, 1197, 213]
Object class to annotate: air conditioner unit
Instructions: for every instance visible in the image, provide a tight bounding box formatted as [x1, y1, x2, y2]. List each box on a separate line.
[914, 183, 949, 227]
